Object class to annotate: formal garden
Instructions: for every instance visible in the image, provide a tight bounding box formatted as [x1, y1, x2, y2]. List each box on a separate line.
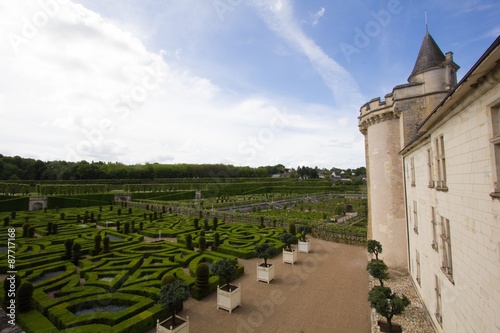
[0, 179, 367, 333]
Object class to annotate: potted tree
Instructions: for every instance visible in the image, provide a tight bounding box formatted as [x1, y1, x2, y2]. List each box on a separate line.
[157, 279, 191, 333]
[212, 258, 241, 313]
[255, 242, 277, 283]
[368, 286, 410, 332]
[367, 239, 410, 332]
[297, 225, 312, 253]
[279, 232, 297, 265]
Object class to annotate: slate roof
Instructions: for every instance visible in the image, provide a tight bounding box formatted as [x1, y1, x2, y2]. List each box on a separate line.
[410, 32, 446, 78]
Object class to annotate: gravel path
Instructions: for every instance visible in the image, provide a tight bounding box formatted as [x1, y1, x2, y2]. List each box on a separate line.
[151, 237, 371, 333]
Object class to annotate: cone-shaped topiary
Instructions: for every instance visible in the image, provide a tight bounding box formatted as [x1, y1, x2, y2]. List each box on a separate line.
[199, 236, 207, 251]
[185, 234, 193, 250]
[103, 236, 110, 253]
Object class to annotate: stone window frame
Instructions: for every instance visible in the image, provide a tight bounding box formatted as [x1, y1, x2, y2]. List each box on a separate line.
[435, 275, 443, 326]
[427, 148, 434, 188]
[431, 206, 438, 251]
[416, 250, 421, 287]
[489, 105, 500, 199]
[435, 135, 448, 191]
[410, 157, 416, 187]
[413, 200, 418, 234]
[440, 216, 454, 283]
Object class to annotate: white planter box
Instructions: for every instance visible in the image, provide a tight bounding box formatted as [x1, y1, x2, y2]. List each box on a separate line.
[217, 283, 241, 313]
[282, 248, 297, 265]
[298, 240, 310, 253]
[257, 263, 275, 283]
[157, 316, 189, 333]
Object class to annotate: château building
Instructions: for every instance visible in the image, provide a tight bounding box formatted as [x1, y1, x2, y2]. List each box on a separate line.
[359, 32, 500, 333]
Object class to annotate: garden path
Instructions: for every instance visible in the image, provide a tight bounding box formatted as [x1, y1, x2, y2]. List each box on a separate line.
[149, 237, 370, 333]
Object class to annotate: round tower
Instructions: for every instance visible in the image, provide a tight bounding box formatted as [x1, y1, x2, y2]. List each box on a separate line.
[358, 31, 458, 270]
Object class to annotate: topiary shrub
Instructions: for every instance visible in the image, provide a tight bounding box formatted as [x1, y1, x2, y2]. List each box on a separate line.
[368, 286, 410, 332]
[124, 222, 130, 234]
[139, 221, 144, 230]
[94, 234, 102, 254]
[195, 263, 209, 289]
[51, 223, 58, 235]
[367, 240, 383, 260]
[103, 236, 110, 253]
[161, 274, 176, 286]
[22, 223, 30, 237]
[11, 211, 16, 219]
[204, 217, 209, 230]
[185, 234, 193, 250]
[27, 226, 36, 238]
[17, 281, 34, 312]
[193, 218, 199, 229]
[212, 217, 218, 230]
[3, 217, 9, 227]
[367, 259, 389, 287]
[212, 232, 220, 251]
[116, 221, 121, 232]
[47, 222, 53, 235]
[117, 208, 122, 216]
[72, 242, 82, 265]
[289, 222, 296, 235]
[64, 239, 73, 259]
[128, 207, 132, 214]
[198, 236, 206, 252]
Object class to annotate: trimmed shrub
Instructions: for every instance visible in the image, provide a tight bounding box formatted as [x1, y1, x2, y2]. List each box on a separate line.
[47, 222, 53, 235]
[198, 236, 206, 252]
[185, 234, 193, 250]
[27, 226, 36, 238]
[213, 217, 218, 230]
[193, 218, 199, 229]
[116, 220, 121, 232]
[367, 259, 389, 287]
[161, 274, 176, 286]
[22, 223, 30, 237]
[103, 236, 110, 253]
[64, 239, 73, 259]
[289, 222, 296, 235]
[4, 216, 9, 226]
[124, 222, 130, 234]
[17, 282, 34, 312]
[72, 242, 82, 265]
[195, 263, 209, 289]
[94, 234, 102, 254]
[51, 223, 58, 235]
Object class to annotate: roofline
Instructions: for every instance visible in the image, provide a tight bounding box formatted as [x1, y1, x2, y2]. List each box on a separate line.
[416, 35, 500, 132]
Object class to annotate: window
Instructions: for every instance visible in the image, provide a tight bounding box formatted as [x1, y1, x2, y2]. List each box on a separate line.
[410, 157, 416, 186]
[413, 201, 418, 233]
[435, 275, 443, 326]
[416, 250, 421, 286]
[435, 135, 447, 190]
[490, 106, 500, 197]
[427, 148, 434, 187]
[440, 216, 453, 282]
[431, 207, 438, 251]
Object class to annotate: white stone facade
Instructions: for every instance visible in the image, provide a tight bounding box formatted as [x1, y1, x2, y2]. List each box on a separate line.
[402, 47, 500, 332]
[360, 34, 500, 333]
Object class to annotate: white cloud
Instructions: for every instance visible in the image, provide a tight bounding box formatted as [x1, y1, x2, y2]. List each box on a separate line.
[251, 0, 364, 109]
[312, 7, 325, 25]
[0, 1, 366, 169]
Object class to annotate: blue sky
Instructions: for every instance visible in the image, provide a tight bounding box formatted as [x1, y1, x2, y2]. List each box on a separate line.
[1, 0, 499, 169]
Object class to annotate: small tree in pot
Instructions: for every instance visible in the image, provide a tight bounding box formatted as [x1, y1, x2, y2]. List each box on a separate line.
[212, 259, 241, 313]
[158, 279, 191, 330]
[368, 286, 410, 332]
[255, 242, 277, 283]
[279, 232, 298, 265]
[297, 225, 312, 253]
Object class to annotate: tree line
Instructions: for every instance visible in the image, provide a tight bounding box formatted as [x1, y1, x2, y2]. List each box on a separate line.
[0, 155, 365, 182]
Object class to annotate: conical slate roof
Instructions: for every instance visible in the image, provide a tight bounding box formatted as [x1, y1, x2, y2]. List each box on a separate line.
[410, 32, 446, 77]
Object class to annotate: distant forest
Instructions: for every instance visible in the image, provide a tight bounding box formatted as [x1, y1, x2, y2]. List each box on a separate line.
[0, 154, 365, 181]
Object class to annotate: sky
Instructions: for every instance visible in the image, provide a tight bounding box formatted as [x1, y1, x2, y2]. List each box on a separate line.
[0, 0, 499, 169]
